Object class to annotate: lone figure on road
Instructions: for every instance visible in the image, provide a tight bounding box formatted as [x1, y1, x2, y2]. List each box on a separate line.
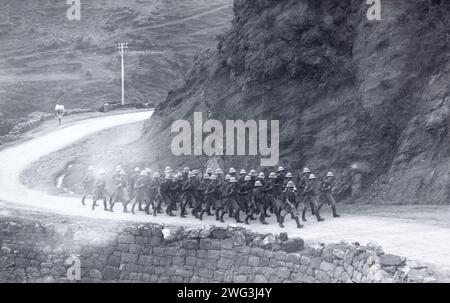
[55, 103, 65, 125]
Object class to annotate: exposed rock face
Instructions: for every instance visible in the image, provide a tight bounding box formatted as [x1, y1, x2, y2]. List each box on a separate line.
[139, 0, 450, 204]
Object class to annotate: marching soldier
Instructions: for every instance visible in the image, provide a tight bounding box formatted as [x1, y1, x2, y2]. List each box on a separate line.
[247, 180, 268, 225]
[200, 174, 218, 220]
[148, 172, 162, 216]
[297, 167, 314, 216]
[238, 169, 247, 184]
[279, 181, 303, 228]
[263, 172, 279, 222]
[181, 172, 196, 218]
[193, 174, 209, 219]
[110, 170, 130, 213]
[221, 177, 242, 223]
[81, 166, 95, 206]
[131, 170, 148, 214]
[319, 172, 341, 218]
[92, 169, 108, 211]
[302, 174, 324, 222]
[160, 174, 175, 216]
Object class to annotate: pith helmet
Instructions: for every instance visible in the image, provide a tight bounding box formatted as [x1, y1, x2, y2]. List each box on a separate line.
[303, 167, 311, 174]
[244, 175, 251, 181]
[229, 177, 237, 183]
[240, 169, 247, 175]
[258, 172, 265, 179]
[327, 171, 335, 178]
[309, 174, 317, 180]
[287, 181, 295, 188]
[254, 181, 263, 187]
[225, 174, 231, 181]
[286, 172, 293, 178]
[269, 172, 277, 179]
[278, 166, 285, 172]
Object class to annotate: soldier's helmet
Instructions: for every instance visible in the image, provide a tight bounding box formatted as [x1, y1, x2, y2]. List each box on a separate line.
[116, 165, 122, 172]
[120, 170, 126, 176]
[269, 172, 277, 179]
[244, 175, 252, 181]
[327, 171, 335, 178]
[165, 166, 172, 172]
[287, 181, 295, 188]
[203, 174, 210, 180]
[216, 168, 223, 175]
[98, 169, 106, 175]
[229, 167, 236, 174]
[210, 174, 218, 180]
[206, 168, 213, 174]
[88, 166, 95, 171]
[153, 172, 160, 178]
[258, 172, 265, 179]
[188, 172, 195, 178]
[254, 181, 263, 187]
[134, 167, 141, 172]
[286, 172, 293, 178]
[164, 174, 172, 180]
[240, 169, 247, 175]
[303, 167, 311, 174]
[183, 167, 190, 173]
[229, 177, 238, 183]
[140, 171, 148, 176]
[192, 170, 199, 175]
[145, 168, 152, 173]
[250, 169, 257, 176]
[177, 173, 184, 180]
[278, 166, 285, 172]
[225, 174, 231, 181]
[309, 174, 317, 180]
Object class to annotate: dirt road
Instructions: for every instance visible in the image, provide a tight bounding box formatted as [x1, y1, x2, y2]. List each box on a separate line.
[0, 110, 449, 278]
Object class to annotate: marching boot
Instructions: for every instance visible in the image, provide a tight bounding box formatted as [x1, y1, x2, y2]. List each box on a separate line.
[302, 208, 307, 222]
[103, 199, 109, 211]
[153, 208, 157, 217]
[220, 210, 226, 223]
[315, 209, 324, 222]
[110, 202, 115, 212]
[332, 206, 341, 218]
[123, 203, 130, 213]
[244, 214, 250, 225]
[264, 209, 271, 218]
[229, 209, 233, 218]
[215, 209, 220, 221]
[138, 201, 144, 212]
[235, 210, 243, 223]
[131, 203, 136, 214]
[260, 214, 269, 225]
[310, 203, 315, 215]
[199, 210, 205, 221]
[92, 201, 97, 211]
[81, 196, 86, 206]
[295, 217, 303, 229]
[279, 216, 285, 228]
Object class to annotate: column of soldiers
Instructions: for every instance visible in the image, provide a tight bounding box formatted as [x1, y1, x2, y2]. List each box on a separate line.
[81, 165, 340, 228]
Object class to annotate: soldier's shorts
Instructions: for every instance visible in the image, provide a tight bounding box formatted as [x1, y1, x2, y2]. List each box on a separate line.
[280, 204, 300, 217]
[93, 189, 106, 200]
[302, 196, 319, 210]
[134, 189, 147, 202]
[320, 192, 336, 206]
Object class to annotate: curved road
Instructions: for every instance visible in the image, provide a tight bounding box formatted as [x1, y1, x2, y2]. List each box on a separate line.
[0, 111, 449, 277]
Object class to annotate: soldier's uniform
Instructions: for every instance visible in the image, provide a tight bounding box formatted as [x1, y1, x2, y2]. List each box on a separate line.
[160, 177, 175, 216]
[302, 177, 324, 222]
[148, 176, 162, 216]
[279, 184, 303, 228]
[193, 177, 208, 218]
[131, 173, 148, 214]
[247, 182, 268, 225]
[110, 173, 130, 213]
[238, 180, 252, 216]
[263, 178, 278, 221]
[200, 177, 219, 220]
[319, 176, 340, 218]
[81, 170, 95, 206]
[220, 179, 242, 223]
[181, 176, 196, 218]
[92, 174, 108, 211]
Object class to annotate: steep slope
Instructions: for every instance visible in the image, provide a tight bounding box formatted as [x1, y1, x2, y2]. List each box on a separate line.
[139, 0, 450, 204]
[0, 0, 232, 134]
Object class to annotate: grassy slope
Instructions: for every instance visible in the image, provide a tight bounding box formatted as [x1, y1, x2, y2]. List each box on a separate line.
[0, 0, 232, 128]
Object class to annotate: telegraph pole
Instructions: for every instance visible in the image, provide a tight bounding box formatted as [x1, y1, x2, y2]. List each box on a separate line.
[117, 42, 128, 107]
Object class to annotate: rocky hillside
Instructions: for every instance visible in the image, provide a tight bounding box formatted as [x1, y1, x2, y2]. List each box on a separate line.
[0, 0, 232, 134]
[139, 0, 450, 204]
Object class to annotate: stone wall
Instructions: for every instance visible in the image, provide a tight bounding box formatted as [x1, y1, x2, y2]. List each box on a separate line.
[0, 219, 437, 283]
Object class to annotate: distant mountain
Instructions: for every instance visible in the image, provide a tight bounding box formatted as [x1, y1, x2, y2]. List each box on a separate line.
[0, 0, 233, 133]
[139, 0, 450, 204]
